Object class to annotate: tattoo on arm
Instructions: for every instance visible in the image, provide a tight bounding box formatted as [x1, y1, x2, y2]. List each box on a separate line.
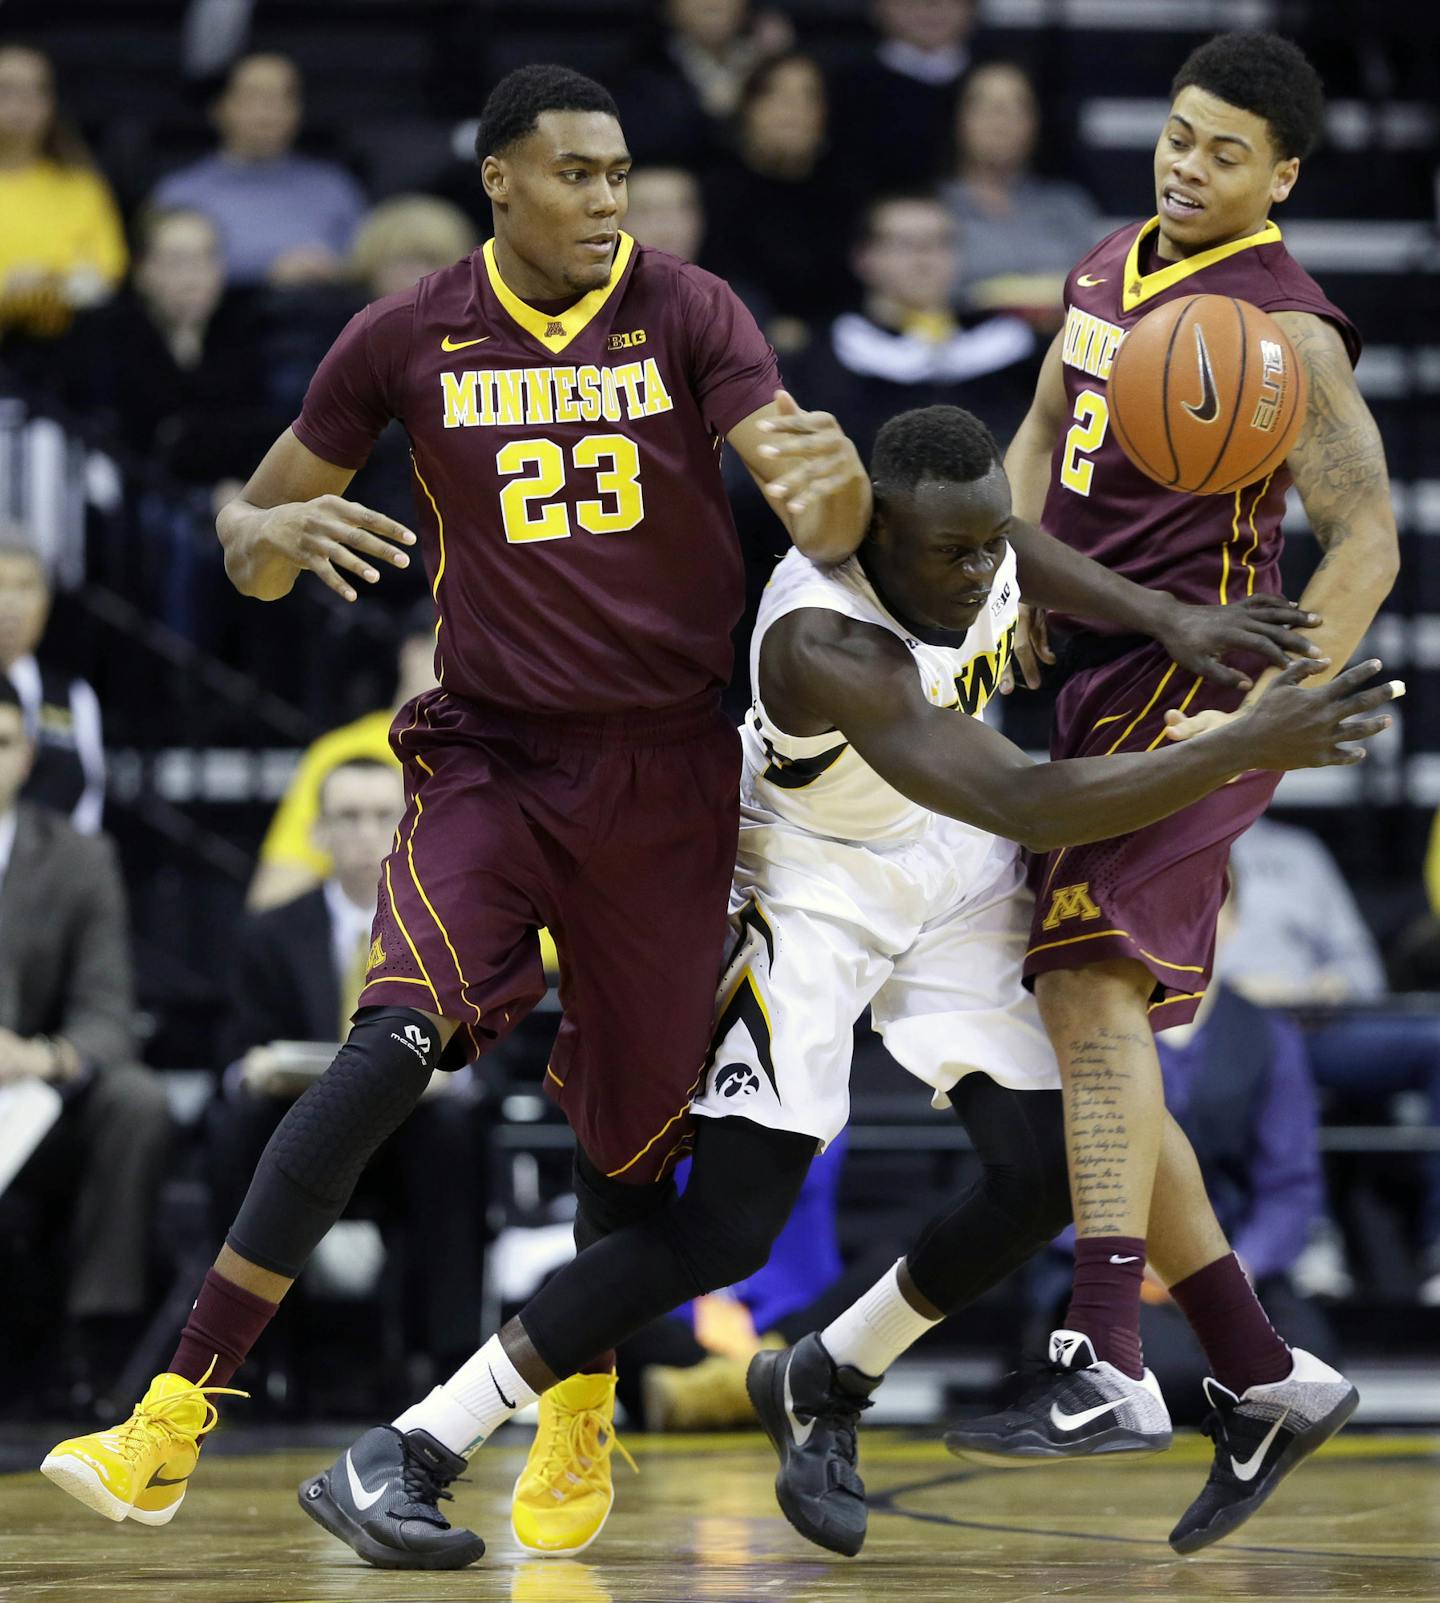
[1279, 314, 1392, 570]
[1065, 1028, 1151, 1237]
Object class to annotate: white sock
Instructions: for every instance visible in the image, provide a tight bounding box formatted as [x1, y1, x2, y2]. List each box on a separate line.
[391, 1334, 539, 1458]
[820, 1260, 942, 1378]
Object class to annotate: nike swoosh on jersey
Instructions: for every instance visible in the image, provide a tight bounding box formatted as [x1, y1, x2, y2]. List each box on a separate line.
[1181, 324, 1220, 424]
[783, 1352, 814, 1446]
[345, 1450, 389, 1510]
[1230, 1410, 1290, 1482]
[1050, 1397, 1124, 1432]
[1076, 273, 1107, 287]
[441, 334, 491, 351]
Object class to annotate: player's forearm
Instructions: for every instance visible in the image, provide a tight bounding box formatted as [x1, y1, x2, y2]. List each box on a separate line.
[1006, 517, 1174, 634]
[217, 497, 301, 601]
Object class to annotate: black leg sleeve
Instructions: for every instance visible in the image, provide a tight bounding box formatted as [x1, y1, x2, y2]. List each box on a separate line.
[520, 1116, 816, 1380]
[904, 1077, 1072, 1317]
[571, 1147, 674, 1254]
[226, 1008, 444, 1277]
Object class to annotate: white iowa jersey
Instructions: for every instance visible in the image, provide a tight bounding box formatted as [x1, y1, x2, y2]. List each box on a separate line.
[742, 545, 1020, 846]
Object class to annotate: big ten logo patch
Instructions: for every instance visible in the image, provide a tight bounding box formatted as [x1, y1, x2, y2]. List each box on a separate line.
[607, 328, 647, 350]
[1042, 882, 1103, 931]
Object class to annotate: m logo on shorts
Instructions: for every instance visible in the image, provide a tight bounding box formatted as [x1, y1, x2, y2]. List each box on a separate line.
[366, 936, 385, 973]
[714, 1062, 760, 1100]
[1042, 882, 1103, 930]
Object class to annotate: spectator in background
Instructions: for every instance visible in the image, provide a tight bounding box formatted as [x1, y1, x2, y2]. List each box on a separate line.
[623, 167, 706, 263]
[1219, 815, 1440, 1305]
[702, 52, 849, 343]
[211, 757, 488, 1381]
[785, 192, 1037, 462]
[54, 207, 276, 490]
[941, 62, 1104, 325]
[0, 45, 126, 346]
[151, 53, 366, 288]
[831, 0, 981, 191]
[248, 600, 436, 911]
[616, 0, 793, 167]
[348, 193, 477, 302]
[0, 528, 104, 833]
[0, 677, 169, 1409]
[1029, 886, 1337, 1423]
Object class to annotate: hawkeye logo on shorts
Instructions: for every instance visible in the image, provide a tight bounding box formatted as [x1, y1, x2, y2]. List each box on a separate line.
[713, 1062, 761, 1100]
[607, 328, 647, 349]
[366, 936, 385, 973]
[1042, 883, 1103, 930]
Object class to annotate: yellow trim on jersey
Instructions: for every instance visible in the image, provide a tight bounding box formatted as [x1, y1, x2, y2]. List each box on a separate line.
[482, 232, 635, 354]
[1220, 472, 1274, 604]
[411, 453, 446, 681]
[1121, 216, 1282, 313]
[1241, 472, 1273, 598]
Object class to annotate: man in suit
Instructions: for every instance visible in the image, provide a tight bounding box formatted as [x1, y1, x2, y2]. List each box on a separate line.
[0, 676, 170, 1407]
[209, 757, 488, 1383]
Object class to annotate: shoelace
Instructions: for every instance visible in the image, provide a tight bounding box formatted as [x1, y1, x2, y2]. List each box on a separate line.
[108, 1378, 249, 1469]
[399, 1444, 462, 1513]
[531, 1404, 638, 1500]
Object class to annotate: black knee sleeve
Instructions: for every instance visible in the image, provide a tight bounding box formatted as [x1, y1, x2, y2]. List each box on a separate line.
[905, 1080, 1073, 1316]
[572, 1149, 673, 1253]
[226, 1008, 443, 1277]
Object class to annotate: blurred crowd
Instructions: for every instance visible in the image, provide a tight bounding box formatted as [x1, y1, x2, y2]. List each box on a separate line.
[0, 0, 1437, 1419]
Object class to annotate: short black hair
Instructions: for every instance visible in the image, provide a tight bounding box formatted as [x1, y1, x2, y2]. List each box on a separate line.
[858, 189, 952, 246]
[475, 64, 620, 164]
[1171, 32, 1325, 160]
[870, 406, 1001, 501]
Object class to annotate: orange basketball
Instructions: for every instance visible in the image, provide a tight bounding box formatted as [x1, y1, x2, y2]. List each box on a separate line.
[1106, 294, 1308, 496]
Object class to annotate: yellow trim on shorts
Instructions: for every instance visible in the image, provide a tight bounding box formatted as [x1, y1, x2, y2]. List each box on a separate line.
[1039, 846, 1069, 900]
[1149, 989, 1206, 1012]
[605, 1063, 708, 1180]
[1144, 674, 1205, 751]
[404, 751, 484, 1027]
[383, 856, 441, 1013]
[1027, 926, 1205, 974]
[546, 1064, 565, 1090]
[1240, 473, 1273, 597]
[1104, 662, 1177, 755]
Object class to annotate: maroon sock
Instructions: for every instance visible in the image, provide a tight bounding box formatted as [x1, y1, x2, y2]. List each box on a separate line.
[1169, 1252, 1291, 1396]
[168, 1268, 280, 1387]
[575, 1349, 616, 1375]
[1064, 1236, 1147, 1379]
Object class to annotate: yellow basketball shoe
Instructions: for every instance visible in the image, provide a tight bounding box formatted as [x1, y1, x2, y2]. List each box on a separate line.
[41, 1366, 246, 1524]
[511, 1371, 636, 1557]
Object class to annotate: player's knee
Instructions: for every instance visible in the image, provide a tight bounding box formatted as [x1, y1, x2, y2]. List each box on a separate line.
[664, 1182, 792, 1293]
[572, 1149, 673, 1248]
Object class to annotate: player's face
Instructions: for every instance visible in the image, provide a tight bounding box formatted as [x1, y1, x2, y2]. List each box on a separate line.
[871, 465, 1011, 637]
[1153, 86, 1299, 259]
[484, 111, 631, 298]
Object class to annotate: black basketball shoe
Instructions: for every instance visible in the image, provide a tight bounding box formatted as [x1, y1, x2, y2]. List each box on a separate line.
[1169, 1347, 1359, 1554]
[298, 1424, 486, 1570]
[747, 1332, 879, 1557]
[943, 1329, 1172, 1465]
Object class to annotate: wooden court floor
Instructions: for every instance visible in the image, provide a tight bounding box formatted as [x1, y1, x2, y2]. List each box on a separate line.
[3, 1427, 1437, 1602]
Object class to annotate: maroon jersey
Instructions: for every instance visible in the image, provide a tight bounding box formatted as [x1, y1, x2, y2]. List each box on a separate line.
[293, 234, 779, 713]
[1042, 217, 1360, 636]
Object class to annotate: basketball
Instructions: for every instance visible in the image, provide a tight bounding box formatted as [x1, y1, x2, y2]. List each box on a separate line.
[1106, 294, 1308, 495]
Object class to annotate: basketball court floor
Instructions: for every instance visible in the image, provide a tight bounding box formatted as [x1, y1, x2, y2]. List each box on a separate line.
[5, 1426, 1437, 1602]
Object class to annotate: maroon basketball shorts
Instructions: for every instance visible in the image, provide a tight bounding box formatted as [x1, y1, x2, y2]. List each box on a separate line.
[1023, 638, 1278, 1030]
[359, 687, 741, 1184]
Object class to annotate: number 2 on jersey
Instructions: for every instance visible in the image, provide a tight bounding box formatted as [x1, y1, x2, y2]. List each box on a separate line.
[1059, 389, 1109, 497]
[497, 434, 644, 543]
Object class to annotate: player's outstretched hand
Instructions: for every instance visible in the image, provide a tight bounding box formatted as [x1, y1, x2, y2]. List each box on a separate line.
[1154, 592, 1323, 689]
[1218, 658, 1401, 770]
[999, 605, 1055, 694]
[756, 389, 866, 520]
[262, 495, 415, 603]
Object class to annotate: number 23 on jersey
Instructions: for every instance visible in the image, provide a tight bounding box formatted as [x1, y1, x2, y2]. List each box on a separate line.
[497, 434, 645, 543]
